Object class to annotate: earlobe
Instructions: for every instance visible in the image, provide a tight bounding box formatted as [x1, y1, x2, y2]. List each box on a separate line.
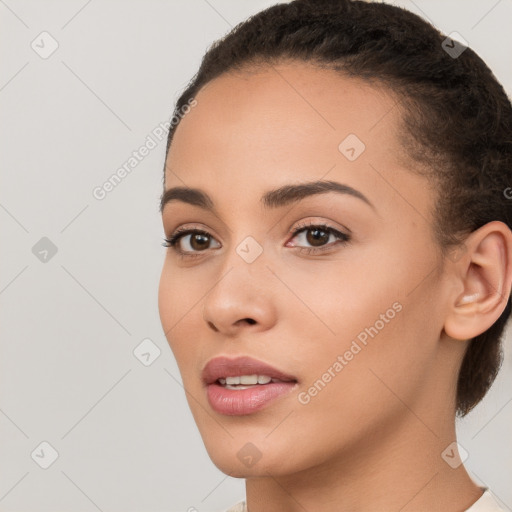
[444, 221, 512, 341]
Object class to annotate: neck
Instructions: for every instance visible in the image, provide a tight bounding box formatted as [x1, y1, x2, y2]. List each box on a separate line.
[244, 412, 482, 512]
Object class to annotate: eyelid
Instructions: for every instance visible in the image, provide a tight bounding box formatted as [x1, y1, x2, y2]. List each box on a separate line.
[286, 221, 350, 252]
[164, 222, 220, 242]
[286, 218, 351, 238]
[163, 226, 220, 251]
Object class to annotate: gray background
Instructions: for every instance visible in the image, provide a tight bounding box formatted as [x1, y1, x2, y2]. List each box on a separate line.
[1, 1, 511, 511]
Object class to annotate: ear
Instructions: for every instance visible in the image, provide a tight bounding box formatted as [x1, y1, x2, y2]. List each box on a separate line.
[444, 221, 512, 341]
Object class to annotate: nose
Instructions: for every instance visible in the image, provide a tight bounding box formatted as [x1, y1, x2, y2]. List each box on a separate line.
[201, 248, 278, 337]
[202, 303, 257, 332]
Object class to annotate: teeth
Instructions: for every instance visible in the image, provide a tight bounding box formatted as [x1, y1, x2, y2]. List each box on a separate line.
[219, 374, 274, 386]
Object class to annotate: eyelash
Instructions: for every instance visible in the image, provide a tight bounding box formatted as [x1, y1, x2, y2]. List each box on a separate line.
[162, 221, 351, 259]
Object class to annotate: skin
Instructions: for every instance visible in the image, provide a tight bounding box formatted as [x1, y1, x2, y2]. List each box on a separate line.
[158, 60, 512, 512]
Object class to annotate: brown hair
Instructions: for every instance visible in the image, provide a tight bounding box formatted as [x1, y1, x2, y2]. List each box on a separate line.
[163, 0, 512, 417]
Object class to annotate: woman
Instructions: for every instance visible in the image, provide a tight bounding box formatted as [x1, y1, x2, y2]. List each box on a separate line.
[158, 0, 511, 510]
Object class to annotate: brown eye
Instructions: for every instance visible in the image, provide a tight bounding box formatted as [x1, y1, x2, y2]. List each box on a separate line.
[189, 232, 211, 251]
[162, 222, 350, 258]
[289, 223, 350, 252]
[305, 227, 330, 247]
[162, 229, 221, 253]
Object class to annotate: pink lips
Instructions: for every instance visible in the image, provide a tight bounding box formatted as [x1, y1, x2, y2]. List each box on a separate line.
[202, 356, 299, 416]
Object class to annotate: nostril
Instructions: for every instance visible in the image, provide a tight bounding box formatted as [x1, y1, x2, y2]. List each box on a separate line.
[207, 321, 218, 332]
[234, 318, 256, 326]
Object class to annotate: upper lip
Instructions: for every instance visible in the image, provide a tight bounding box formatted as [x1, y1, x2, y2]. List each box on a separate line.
[202, 356, 298, 385]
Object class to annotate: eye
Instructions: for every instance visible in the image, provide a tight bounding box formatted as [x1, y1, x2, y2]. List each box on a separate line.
[162, 221, 351, 258]
[286, 221, 350, 254]
[162, 228, 221, 257]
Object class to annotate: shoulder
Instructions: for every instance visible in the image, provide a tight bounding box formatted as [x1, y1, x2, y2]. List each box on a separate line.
[465, 488, 505, 512]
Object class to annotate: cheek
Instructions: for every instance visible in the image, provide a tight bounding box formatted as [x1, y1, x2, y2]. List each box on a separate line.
[158, 262, 192, 356]
[284, 240, 434, 378]
[158, 261, 210, 375]
[293, 254, 440, 425]
[157, 262, 175, 337]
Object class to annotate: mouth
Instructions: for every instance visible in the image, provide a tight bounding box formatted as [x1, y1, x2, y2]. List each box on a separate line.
[201, 355, 299, 415]
[216, 374, 293, 389]
[202, 355, 299, 386]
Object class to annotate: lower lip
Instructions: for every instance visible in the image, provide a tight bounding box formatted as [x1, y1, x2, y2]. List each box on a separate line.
[206, 381, 298, 415]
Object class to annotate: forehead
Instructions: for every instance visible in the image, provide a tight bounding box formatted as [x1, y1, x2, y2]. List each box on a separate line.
[163, 61, 432, 224]
[167, 60, 406, 172]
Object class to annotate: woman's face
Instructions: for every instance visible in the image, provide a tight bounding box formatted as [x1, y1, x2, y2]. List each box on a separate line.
[158, 61, 457, 477]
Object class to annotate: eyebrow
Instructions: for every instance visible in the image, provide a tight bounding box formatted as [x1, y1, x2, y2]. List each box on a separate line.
[159, 179, 375, 214]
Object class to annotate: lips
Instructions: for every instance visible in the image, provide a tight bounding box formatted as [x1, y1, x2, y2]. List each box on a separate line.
[201, 355, 298, 386]
[202, 355, 299, 415]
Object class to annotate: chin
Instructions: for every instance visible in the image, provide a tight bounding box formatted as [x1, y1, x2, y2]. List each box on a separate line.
[208, 452, 285, 478]
[201, 433, 304, 479]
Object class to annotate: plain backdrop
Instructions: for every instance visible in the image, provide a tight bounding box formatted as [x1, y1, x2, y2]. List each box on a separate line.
[1, 1, 511, 511]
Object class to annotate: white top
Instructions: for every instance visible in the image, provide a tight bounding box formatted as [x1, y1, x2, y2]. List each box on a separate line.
[465, 489, 505, 511]
[223, 487, 504, 512]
